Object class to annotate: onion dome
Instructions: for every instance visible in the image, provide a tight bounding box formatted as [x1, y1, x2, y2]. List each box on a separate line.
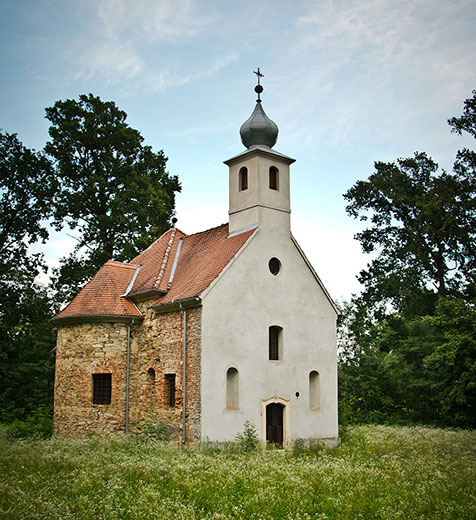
[240, 70, 279, 149]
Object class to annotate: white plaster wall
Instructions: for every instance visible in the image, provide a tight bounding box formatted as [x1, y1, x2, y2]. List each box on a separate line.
[200, 227, 338, 445]
[228, 152, 291, 233]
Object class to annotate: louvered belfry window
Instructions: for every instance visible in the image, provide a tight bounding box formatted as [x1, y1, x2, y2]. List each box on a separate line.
[92, 373, 112, 404]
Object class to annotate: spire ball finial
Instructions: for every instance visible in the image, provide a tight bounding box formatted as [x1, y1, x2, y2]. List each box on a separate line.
[253, 68, 264, 101]
[240, 68, 278, 149]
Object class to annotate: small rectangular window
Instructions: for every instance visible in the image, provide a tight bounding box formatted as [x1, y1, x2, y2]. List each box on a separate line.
[92, 373, 111, 405]
[165, 374, 176, 407]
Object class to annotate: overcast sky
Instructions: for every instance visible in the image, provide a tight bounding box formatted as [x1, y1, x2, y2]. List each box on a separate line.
[1, 0, 475, 301]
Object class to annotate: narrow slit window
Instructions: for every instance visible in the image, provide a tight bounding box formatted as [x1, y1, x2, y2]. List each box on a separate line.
[92, 373, 111, 405]
[239, 167, 248, 191]
[269, 326, 283, 360]
[226, 367, 239, 410]
[269, 166, 279, 190]
[165, 374, 176, 407]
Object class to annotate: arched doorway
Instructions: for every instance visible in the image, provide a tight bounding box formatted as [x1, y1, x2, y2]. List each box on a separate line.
[266, 402, 284, 447]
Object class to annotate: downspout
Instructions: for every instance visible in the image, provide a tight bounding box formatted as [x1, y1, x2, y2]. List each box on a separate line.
[125, 318, 134, 435]
[180, 304, 187, 445]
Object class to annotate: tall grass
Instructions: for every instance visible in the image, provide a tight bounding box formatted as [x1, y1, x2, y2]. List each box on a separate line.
[1, 425, 475, 519]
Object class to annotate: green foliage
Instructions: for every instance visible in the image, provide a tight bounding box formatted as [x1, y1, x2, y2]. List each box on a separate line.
[1, 425, 474, 519]
[234, 420, 260, 452]
[135, 414, 173, 442]
[291, 438, 326, 458]
[339, 90, 476, 428]
[45, 93, 181, 302]
[344, 152, 475, 312]
[0, 130, 55, 277]
[423, 298, 476, 427]
[4, 406, 52, 439]
[0, 276, 56, 423]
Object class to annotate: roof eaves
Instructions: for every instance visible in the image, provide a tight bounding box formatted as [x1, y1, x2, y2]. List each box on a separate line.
[224, 145, 295, 166]
[51, 314, 144, 326]
[150, 296, 202, 314]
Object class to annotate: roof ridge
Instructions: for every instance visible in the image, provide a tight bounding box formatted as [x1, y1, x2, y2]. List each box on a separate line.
[105, 260, 138, 268]
[183, 223, 228, 239]
[154, 227, 177, 290]
[130, 227, 188, 263]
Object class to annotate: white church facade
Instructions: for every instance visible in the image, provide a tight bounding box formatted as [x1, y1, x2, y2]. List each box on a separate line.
[52, 75, 339, 447]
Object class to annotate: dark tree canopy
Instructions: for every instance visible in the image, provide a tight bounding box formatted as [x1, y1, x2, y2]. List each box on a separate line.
[0, 130, 55, 277]
[344, 152, 475, 313]
[338, 90, 476, 429]
[45, 93, 181, 301]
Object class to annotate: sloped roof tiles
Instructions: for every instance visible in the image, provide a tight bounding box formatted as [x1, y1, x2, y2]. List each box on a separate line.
[52, 224, 256, 323]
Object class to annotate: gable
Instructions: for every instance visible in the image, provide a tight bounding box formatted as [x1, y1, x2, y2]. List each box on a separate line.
[52, 224, 256, 323]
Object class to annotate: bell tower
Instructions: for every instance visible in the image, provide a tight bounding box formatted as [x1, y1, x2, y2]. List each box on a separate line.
[225, 69, 295, 235]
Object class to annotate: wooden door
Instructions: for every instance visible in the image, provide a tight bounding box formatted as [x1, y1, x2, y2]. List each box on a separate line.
[266, 403, 284, 447]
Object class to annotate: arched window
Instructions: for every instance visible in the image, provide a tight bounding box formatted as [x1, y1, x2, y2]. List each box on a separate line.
[269, 166, 279, 190]
[269, 326, 283, 360]
[226, 367, 239, 410]
[309, 370, 320, 409]
[239, 167, 248, 191]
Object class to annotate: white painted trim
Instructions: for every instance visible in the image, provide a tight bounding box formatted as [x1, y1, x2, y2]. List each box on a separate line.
[121, 265, 142, 297]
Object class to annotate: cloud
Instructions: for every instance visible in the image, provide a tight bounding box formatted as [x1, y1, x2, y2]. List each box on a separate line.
[96, 0, 217, 44]
[266, 0, 476, 154]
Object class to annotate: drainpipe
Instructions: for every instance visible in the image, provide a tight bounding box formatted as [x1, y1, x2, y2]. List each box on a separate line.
[125, 318, 134, 435]
[180, 304, 187, 445]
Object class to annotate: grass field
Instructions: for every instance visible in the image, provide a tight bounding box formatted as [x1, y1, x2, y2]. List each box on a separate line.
[0, 425, 475, 519]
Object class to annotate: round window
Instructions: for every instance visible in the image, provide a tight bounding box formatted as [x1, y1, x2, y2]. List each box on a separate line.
[269, 257, 281, 275]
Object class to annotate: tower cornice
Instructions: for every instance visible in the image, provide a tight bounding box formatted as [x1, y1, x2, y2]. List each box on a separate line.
[224, 145, 295, 167]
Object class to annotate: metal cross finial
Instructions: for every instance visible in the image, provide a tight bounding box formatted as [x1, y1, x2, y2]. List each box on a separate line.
[253, 68, 264, 101]
[253, 68, 264, 85]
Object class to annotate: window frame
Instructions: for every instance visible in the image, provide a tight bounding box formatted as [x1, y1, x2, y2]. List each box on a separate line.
[92, 373, 112, 405]
[269, 325, 283, 361]
[165, 373, 176, 407]
[239, 167, 248, 191]
[269, 166, 279, 190]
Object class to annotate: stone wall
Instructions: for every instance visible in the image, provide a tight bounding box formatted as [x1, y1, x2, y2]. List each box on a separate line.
[53, 305, 201, 441]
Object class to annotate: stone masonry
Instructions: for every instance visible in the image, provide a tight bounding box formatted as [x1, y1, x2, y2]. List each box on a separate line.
[54, 304, 201, 442]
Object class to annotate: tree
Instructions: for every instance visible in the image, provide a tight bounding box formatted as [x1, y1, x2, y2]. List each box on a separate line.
[344, 92, 476, 314]
[344, 152, 475, 314]
[0, 130, 55, 277]
[338, 91, 476, 428]
[0, 131, 56, 424]
[44, 93, 181, 301]
[424, 298, 476, 427]
[0, 275, 56, 423]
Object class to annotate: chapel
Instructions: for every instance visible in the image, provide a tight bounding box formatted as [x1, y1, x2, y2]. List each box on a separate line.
[52, 73, 339, 446]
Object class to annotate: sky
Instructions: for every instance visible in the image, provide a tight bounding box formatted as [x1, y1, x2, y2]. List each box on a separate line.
[1, 0, 476, 302]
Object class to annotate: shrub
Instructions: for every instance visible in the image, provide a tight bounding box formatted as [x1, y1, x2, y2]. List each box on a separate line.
[4, 406, 52, 439]
[234, 420, 260, 453]
[135, 414, 173, 442]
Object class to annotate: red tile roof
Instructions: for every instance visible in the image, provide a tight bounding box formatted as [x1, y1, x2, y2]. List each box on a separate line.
[52, 224, 256, 322]
[153, 224, 256, 306]
[128, 227, 186, 297]
[52, 261, 142, 322]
